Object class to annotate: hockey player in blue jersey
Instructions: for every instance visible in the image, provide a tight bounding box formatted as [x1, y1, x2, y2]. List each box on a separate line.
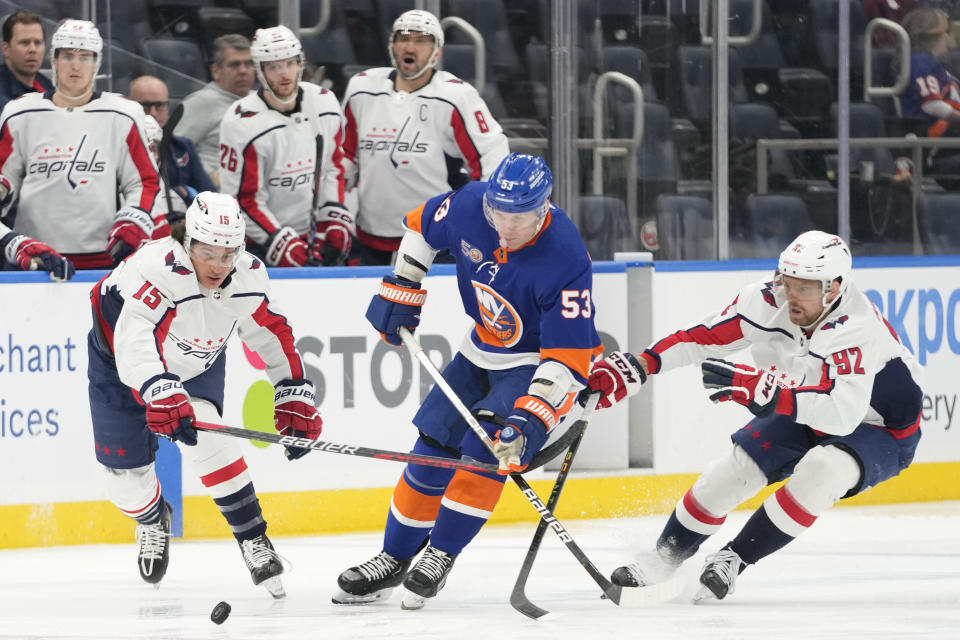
[333, 153, 602, 609]
[586, 231, 923, 602]
[87, 192, 322, 597]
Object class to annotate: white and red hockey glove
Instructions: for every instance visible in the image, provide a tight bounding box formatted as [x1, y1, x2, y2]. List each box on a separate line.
[587, 351, 647, 409]
[312, 204, 354, 266]
[107, 206, 154, 264]
[274, 378, 322, 460]
[142, 376, 198, 446]
[2, 232, 75, 281]
[265, 226, 313, 267]
[701, 358, 792, 417]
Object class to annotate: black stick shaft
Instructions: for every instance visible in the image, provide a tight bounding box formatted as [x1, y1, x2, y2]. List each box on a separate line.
[194, 421, 498, 474]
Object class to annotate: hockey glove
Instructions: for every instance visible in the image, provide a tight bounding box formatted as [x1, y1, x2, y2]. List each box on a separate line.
[265, 226, 312, 267]
[314, 221, 352, 266]
[143, 376, 198, 446]
[365, 275, 427, 346]
[701, 358, 788, 417]
[492, 395, 557, 475]
[312, 204, 355, 266]
[107, 207, 154, 265]
[587, 351, 647, 409]
[273, 378, 322, 460]
[0, 173, 13, 208]
[2, 232, 75, 281]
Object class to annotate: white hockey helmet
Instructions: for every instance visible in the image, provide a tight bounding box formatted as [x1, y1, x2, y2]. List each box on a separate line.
[50, 19, 103, 91]
[184, 192, 246, 262]
[251, 25, 304, 103]
[776, 230, 852, 308]
[389, 10, 444, 80]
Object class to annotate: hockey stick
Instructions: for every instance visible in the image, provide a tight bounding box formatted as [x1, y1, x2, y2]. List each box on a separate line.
[398, 327, 623, 605]
[195, 416, 579, 473]
[303, 81, 326, 266]
[510, 392, 599, 619]
[158, 103, 184, 218]
[194, 421, 498, 474]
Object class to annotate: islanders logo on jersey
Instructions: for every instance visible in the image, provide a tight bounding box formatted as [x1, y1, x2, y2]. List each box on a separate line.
[472, 282, 523, 347]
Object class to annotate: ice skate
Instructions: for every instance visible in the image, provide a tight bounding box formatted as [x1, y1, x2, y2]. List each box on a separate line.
[240, 534, 285, 599]
[694, 545, 745, 603]
[400, 545, 457, 610]
[332, 550, 411, 604]
[611, 550, 679, 587]
[135, 500, 172, 587]
[608, 550, 687, 607]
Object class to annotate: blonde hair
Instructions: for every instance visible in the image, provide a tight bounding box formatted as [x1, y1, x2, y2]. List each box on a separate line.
[902, 7, 949, 53]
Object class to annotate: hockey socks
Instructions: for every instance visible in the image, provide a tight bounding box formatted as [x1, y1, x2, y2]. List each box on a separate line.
[730, 486, 816, 565]
[384, 450, 454, 559]
[213, 483, 267, 541]
[429, 469, 506, 555]
[133, 496, 167, 526]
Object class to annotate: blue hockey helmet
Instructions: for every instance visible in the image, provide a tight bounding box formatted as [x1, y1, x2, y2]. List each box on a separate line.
[483, 153, 553, 226]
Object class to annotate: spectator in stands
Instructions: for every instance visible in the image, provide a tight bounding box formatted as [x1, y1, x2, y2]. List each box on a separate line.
[128, 75, 214, 220]
[865, 0, 917, 47]
[899, 6, 960, 179]
[340, 9, 509, 265]
[0, 11, 53, 112]
[174, 34, 254, 187]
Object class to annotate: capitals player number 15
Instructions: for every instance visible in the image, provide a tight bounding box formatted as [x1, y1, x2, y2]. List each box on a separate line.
[560, 289, 592, 319]
[133, 281, 163, 310]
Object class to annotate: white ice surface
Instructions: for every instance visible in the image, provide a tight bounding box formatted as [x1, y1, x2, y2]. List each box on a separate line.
[1, 502, 958, 640]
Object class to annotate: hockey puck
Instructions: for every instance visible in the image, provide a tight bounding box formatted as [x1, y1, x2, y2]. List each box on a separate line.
[210, 601, 231, 625]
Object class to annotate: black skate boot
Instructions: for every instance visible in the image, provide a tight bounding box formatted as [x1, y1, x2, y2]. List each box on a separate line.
[135, 500, 172, 586]
[611, 550, 679, 587]
[332, 550, 411, 604]
[694, 544, 746, 602]
[400, 545, 457, 610]
[239, 534, 285, 599]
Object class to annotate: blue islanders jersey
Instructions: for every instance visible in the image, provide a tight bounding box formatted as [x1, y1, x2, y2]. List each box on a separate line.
[902, 52, 960, 136]
[405, 181, 602, 384]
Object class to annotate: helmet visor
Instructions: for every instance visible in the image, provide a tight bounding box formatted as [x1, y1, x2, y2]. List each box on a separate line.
[188, 239, 241, 268]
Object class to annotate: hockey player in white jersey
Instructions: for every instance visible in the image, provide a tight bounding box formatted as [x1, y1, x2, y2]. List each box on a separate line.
[88, 192, 323, 596]
[0, 175, 74, 279]
[340, 9, 509, 265]
[587, 231, 923, 602]
[219, 25, 352, 268]
[0, 19, 159, 270]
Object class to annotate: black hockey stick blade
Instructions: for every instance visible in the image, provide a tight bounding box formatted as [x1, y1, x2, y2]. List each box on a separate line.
[510, 393, 623, 619]
[194, 421, 498, 474]
[510, 419, 588, 619]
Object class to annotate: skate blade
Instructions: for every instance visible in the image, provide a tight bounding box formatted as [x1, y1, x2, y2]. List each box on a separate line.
[400, 591, 426, 610]
[692, 584, 718, 604]
[331, 587, 394, 605]
[617, 572, 686, 608]
[262, 576, 286, 599]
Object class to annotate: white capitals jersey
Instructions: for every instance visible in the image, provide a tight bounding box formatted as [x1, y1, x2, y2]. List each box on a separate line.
[0, 91, 159, 253]
[219, 83, 346, 246]
[642, 279, 924, 436]
[341, 67, 509, 239]
[91, 238, 306, 395]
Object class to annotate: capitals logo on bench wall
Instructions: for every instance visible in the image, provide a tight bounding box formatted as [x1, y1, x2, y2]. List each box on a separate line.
[473, 282, 523, 347]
